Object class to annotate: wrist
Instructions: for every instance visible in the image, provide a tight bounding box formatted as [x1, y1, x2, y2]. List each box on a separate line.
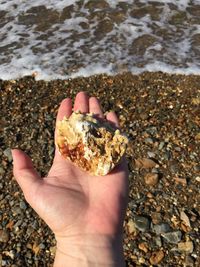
[54, 233, 125, 267]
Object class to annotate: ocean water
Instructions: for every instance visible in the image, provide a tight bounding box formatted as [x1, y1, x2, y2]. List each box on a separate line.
[0, 0, 200, 80]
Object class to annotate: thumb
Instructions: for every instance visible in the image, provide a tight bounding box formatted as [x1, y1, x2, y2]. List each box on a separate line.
[12, 149, 41, 201]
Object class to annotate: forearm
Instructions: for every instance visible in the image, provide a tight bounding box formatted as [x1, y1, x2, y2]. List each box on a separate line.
[54, 234, 125, 267]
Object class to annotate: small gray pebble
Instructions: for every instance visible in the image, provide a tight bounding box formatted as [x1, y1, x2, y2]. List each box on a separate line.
[134, 215, 150, 232]
[162, 231, 182, 244]
[39, 243, 45, 249]
[9, 200, 15, 206]
[174, 146, 181, 152]
[12, 206, 23, 216]
[19, 201, 27, 210]
[3, 148, 12, 162]
[153, 223, 171, 235]
[32, 220, 39, 230]
[147, 152, 156, 158]
[49, 146, 55, 156]
[194, 165, 200, 172]
[163, 151, 172, 160]
[158, 142, 165, 150]
[145, 138, 154, 144]
[14, 219, 23, 228]
[146, 127, 157, 135]
[154, 236, 162, 247]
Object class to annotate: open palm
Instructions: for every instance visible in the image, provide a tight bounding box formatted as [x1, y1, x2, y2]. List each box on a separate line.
[12, 92, 129, 241]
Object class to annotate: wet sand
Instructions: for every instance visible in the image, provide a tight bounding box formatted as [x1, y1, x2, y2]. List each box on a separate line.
[0, 72, 200, 266]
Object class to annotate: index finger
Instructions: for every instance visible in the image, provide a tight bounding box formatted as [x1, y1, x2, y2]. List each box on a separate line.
[55, 98, 72, 141]
[56, 98, 72, 122]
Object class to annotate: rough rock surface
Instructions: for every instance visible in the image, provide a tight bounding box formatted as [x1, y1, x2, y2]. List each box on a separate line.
[56, 111, 128, 175]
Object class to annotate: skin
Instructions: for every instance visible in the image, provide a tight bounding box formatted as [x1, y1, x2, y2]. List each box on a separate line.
[12, 92, 129, 266]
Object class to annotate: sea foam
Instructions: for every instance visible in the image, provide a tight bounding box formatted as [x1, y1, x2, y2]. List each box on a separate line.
[0, 0, 199, 80]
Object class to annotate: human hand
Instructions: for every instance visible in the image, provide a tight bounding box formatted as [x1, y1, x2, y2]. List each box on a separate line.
[12, 92, 129, 266]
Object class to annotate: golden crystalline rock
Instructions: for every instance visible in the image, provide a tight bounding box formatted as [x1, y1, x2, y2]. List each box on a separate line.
[56, 111, 128, 176]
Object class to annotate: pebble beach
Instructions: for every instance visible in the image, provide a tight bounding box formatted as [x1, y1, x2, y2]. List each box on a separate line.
[0, 72, 200, 266]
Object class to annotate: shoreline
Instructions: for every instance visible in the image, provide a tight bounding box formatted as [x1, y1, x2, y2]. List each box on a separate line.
[0, 72, 200, 266]
[1, 69, 200, 81]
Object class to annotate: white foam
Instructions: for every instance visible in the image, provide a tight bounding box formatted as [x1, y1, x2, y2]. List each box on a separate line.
[139, 0, 195, 11]
[0, 0, 78, 12]
[106, 0, 134, 8]
[141, 61, 200, 76]
[0, 0, 200, 80]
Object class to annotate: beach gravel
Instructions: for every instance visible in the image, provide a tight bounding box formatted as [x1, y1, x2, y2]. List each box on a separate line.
[0, 72, 200, 266]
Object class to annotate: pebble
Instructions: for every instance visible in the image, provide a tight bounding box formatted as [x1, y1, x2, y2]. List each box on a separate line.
[158, 141, 165, 150]
[193, 165, 200, 172]
[32, 220, 39, 230]
[127, 219, 136, 234]
[174, 176, 187, 186]
[138, 257, 145, 264]
[25, 251, 32, 259]
[184, 255, 195, 266]
[32, 242, 41, 255]
[9, 200, 15, 206]
[162, 231, 182, 244]
[163, 151, 171, 160]
[178, 241, 194, 253]
[3, 148, 12, 162]
[144, 173, 159, 186]
[138, 242, 148, 253]
[153, 223, 171, 235]
[135, 158, 157, 169]
[174, 146, 182, 152]
[147, 151, 156, 158]
[26, 226, 34, 236]
[14, 219, 23, 228]
[170, 163, 180, 173]
[195, 176, 200, 182]
[0, 167, 5, 176]
[146, 126, 158, 135]
[139, 113, 149, 120]
[134, 215, 150, 232]
[50, 246, 57, 255]
[12, 206, 23, 216]
[3, 250, 15, 259]
[0, 229, 9, 243]
[145, 137, 154, 144]
[19, 201, 27, 210]
[151, 212, 162, 224]
[154, 236, 162, 247]
[39, 243, 45, 249]
[195, 132, 200, 140]
[180, 211, 191, 228]
[2, 260, 7, 266]
[150, 250, 165, 265]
